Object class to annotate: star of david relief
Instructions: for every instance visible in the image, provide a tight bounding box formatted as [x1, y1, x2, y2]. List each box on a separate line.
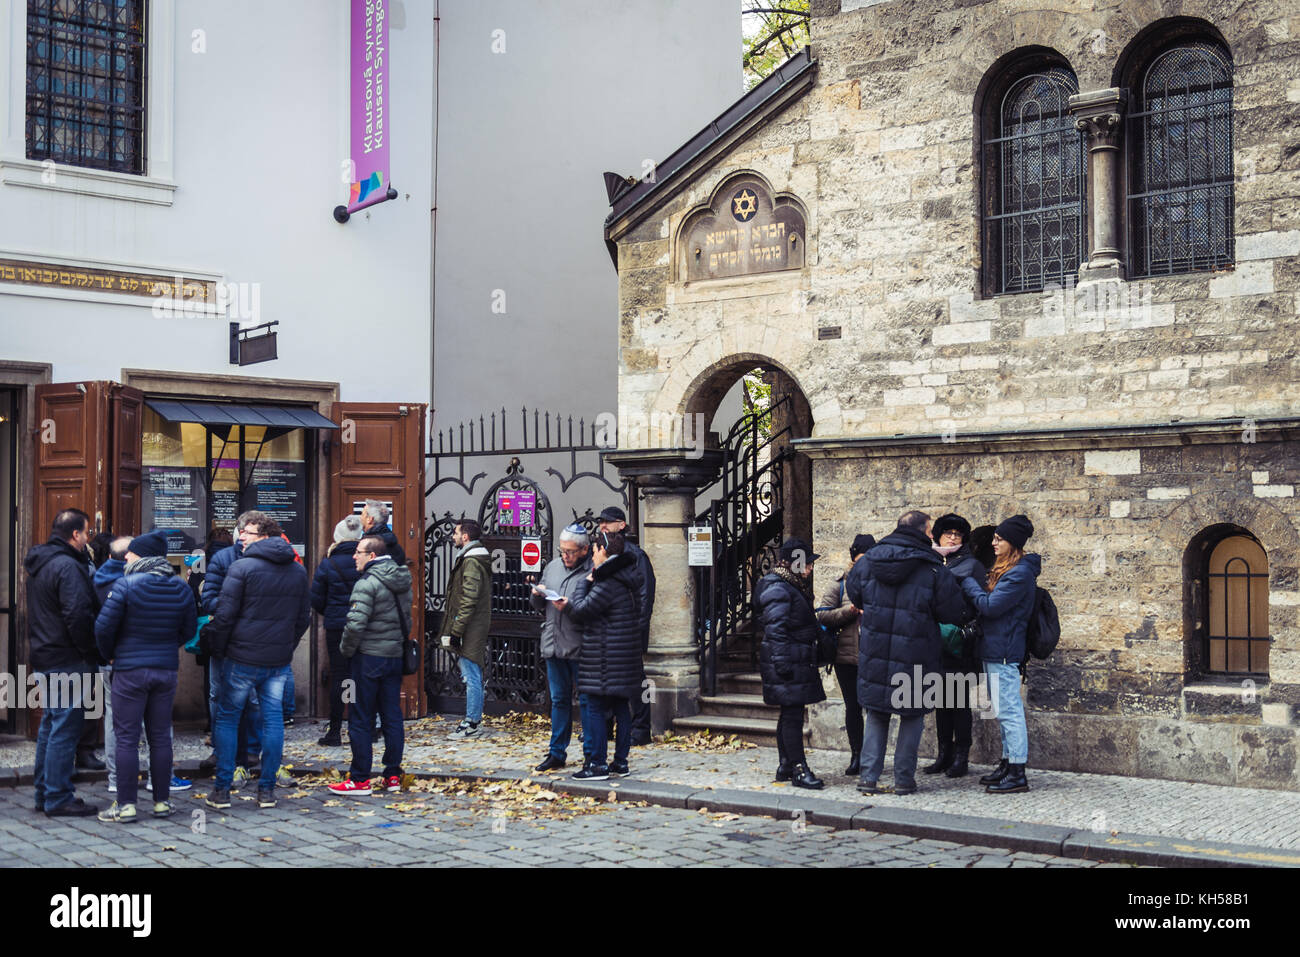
[731, 188, 758, 222]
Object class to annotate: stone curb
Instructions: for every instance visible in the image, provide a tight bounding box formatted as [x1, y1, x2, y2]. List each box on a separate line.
[9, 760, 1297, 867]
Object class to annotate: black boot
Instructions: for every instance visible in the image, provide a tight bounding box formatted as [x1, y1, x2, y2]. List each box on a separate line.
[844, 756, 861, 776]
[979, 758, 1009, 786]
[986, 763, 1028, 794]
[775, 762, 793, 783]
[945, 748, 969, 778]
[792, 763, 824, 790]
[922, 743, 953, 775]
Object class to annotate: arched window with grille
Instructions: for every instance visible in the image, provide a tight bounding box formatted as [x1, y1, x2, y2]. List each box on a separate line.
[981, 62, 1086, 295]
[1205, 534, 1269, 676]
[1127, 40, 1234, 278]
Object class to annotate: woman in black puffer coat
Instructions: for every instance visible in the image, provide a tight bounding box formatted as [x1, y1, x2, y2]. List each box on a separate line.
[562, 529, 642, 780]
[755, 537, 827, 790]
[309, 517, 364, 746]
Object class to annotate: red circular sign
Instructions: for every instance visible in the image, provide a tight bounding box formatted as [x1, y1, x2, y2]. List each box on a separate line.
[521, 542, 541, 565]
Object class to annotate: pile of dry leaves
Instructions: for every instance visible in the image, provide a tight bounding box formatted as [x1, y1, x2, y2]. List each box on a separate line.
[653, 729, 757, 753]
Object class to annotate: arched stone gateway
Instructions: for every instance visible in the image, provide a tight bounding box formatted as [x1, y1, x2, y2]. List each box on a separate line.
[608, 354, 815, 732]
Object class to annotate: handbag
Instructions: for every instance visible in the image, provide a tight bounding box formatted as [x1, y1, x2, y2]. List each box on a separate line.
[185, 615, 210, 655]
[396, 596, 419, 676]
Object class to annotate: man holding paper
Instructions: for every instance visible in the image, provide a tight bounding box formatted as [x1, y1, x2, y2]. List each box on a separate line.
[528, 523, 593, 772]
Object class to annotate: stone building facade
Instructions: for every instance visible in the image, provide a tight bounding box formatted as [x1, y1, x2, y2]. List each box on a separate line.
[605, 0, 1300, 788]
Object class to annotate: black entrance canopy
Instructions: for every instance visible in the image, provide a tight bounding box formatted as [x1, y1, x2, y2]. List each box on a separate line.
[144, 398, 338, 431]
[144, 398, 338, 500]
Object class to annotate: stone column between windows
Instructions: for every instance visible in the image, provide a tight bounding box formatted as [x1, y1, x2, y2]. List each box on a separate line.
[1069, 87, 1128, 282]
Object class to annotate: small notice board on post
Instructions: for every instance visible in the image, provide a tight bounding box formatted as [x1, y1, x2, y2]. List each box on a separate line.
[688, 526, 713, 566]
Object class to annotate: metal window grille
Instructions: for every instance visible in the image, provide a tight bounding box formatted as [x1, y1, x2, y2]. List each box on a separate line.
[1207, 555, 1268, 676]
[983, 67, 1086, 295]
[1128, 42, 1233, 278]
[26, 0, 147, 174]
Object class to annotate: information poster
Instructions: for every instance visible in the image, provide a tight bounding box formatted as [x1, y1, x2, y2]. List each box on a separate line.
[211, 490, 241, 531]
[142, 466, 207, 554]
[245, 461, 308, 554]
[496, 489, 536, 527]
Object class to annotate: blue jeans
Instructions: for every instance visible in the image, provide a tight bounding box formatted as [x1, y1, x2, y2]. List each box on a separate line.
[586, 694, 631, 768]
[283, 668, 295, 721]
[458, 657, 483, 723]
[545, 658, 585, 760]
[347, 654, 404, 781]
[984, 662, 1028, 763]
[33, 668, 90, 812]
[210, 658, 258, 764]
[214, 662, 289, 792]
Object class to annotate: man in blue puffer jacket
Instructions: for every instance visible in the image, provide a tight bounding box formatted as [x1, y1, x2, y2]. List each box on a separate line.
[205, 512, 310, 810]
[94, 531, 197, 822]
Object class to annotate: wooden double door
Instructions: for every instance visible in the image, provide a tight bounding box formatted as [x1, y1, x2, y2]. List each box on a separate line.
[21, 382, 428, 725]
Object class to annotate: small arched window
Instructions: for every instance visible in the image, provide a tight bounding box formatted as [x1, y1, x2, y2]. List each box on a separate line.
[1205, 535, 1268, 675]
[1127, 40, 1234, 277]
[982, 63, 1086, 295]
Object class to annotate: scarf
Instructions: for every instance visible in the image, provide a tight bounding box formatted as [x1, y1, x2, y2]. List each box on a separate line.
[125, 556, 174, 578]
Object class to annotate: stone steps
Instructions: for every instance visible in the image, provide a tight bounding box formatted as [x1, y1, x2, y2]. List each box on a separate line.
[673, 672, 810, 747]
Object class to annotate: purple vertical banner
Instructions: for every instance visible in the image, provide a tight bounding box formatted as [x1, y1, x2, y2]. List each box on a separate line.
[346, 0, 392, 214]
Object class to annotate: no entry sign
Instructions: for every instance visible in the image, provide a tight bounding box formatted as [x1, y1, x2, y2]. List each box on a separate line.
[520, 538, 542, 572]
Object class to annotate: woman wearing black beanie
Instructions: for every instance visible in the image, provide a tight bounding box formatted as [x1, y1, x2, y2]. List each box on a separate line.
[956, 514, 1041, 794]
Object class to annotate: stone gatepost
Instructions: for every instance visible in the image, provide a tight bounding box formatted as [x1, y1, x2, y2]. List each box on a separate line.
[606, 448, 725, 732]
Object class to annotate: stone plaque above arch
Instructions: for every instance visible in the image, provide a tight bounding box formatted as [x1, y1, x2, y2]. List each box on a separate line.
[678, 175, 806, 282]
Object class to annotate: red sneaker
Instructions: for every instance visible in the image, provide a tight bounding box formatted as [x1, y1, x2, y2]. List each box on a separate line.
[385, 775, 402, 793]
[327, 778, 372, 797]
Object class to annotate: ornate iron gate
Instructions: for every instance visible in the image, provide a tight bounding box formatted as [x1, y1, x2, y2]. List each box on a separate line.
[423, 408, 631, 715]
[694, 394, 794, 695]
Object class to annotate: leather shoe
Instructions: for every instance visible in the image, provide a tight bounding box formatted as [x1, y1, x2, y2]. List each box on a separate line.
[534, 754, 566, 772]
[986, 763, 1029, 794]
[46, 797, 99, 817]
[857, 779, 890, 795]
[76, 751, 106, 771]
[893, 781, 917, 795]
[317, 731, 342, 746]
[775, 762, 793, 782]
[844, 756, 861, 776]
[979, 758, 1010, 786]
[792, 763, 824, 790]
[945, 749, 969, 778]
[922, 744, 953, 775]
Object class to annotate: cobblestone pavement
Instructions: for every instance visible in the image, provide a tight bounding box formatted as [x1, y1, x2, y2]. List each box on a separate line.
[0, 781, 1132, 868]
[7, 709, 1298, 852]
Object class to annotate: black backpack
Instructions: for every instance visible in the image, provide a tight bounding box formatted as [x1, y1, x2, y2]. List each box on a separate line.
[1024, 586, 1060, 660]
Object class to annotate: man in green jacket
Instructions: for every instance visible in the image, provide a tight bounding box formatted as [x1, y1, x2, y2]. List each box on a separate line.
[328, 536, 412, 797]
[441, 519, 492, 739]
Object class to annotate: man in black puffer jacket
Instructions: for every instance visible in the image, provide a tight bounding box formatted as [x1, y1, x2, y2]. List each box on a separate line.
[27, 508, 100, 817]
[847, 511, 965, 795]
[559, 529, 641, 782]
[310, 516, 364, 745]
[205, 513, 310, 811]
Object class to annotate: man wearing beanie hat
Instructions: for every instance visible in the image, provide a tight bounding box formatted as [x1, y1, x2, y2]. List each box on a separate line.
[597, 505, 656, 744]
[94, 531, 196, 822]
[310, 516, 366, 745]
[845, 510, 966, 795]
[924, 514, 987, 779]
[957, 513, 1041, 794]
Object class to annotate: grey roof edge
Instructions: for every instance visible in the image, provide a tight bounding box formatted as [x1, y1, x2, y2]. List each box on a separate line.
[603, 47, 818, 257]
